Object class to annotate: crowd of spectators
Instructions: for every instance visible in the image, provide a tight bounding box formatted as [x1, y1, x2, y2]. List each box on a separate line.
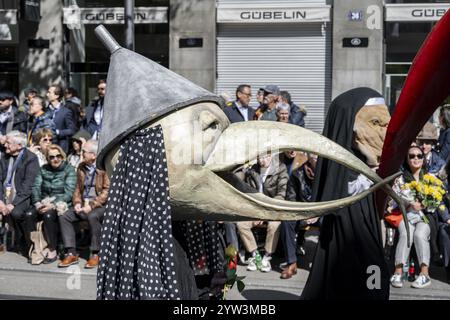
[1, 80, 450, 295]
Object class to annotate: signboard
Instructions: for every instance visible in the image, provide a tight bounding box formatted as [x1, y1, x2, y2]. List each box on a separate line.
[217, 6, 331, 23]
[385, 4, 450, 22]
[63, 6, 168, 27]
[179, 38, 203, 48]
[343, 37, 369, 48]
[28, 39, 49, 49]
[21, 0, 41, 22]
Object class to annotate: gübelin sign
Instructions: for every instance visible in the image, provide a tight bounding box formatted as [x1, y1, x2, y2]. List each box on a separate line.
[385, 4, 450, 22]
[63, 6, 168, 29]
[217, 6, 331, 23]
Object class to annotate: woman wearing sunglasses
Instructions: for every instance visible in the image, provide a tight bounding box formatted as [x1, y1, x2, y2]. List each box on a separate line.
[390, 145, 441, 289]
[30, 144, 77, 264]
[28, 129, 54, 167]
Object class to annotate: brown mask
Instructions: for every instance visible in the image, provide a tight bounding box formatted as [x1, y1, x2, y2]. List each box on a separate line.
[353, 104, 391, 167]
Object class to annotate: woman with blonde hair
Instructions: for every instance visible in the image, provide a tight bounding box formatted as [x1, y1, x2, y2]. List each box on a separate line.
[30, 144, 76, 264]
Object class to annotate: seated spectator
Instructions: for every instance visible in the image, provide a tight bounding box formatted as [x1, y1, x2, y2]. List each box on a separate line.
[417, 122, 445, 175]
[279, 90, 307, 127]
[280, 153, 318, 279]
[276, 102, 290, 123]
[58, 140, 109, 268]
[64, 87, 83, 130]
[236, 153, 287, 272]
[0, 131, 39, 255]
[31, 144, 76, 264]
[67, 138, 84, 170]
[390, 145, 436, 289]
[437, 200, 450, 283]
[26, 95, 56, 145]
[0, 91, 27, 135]
[28, 129, 54, 167]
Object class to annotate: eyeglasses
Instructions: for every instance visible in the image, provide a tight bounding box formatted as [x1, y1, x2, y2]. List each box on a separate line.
[42, 138, 52, 142]
[419, 140, 434, 145]
[408, 153, 424, 160]
[82, 149, 93, 154]
[49, 154, 62, 160]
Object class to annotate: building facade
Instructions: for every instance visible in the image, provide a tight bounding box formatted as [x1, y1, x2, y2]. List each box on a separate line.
[0, 0, 449, 132]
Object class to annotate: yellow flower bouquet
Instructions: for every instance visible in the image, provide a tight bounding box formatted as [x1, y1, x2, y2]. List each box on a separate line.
[401, 173, 446, 213]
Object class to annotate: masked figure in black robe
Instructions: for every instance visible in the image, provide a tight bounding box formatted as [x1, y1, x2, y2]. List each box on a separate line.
[301, 87, 391, 300]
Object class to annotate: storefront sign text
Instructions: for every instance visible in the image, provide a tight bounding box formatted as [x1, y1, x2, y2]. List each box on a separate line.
[217, 6, 331, 23]
[385, 4, 450, 22]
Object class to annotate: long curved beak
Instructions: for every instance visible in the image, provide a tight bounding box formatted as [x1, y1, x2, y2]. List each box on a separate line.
[202, 121, 407, 219]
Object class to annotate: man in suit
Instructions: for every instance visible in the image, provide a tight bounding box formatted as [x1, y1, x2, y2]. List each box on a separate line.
[46, 84, 76, 153]
[223, 84, 256, 123]
[222, 84, 256, 263]
[83, 79, 106, 140]
[0, 131, 40, 254]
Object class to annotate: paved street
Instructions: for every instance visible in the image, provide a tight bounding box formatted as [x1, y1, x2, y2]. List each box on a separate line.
[1, 232, 450, 300]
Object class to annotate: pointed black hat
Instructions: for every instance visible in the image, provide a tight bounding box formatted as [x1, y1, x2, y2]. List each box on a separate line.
[94, 25, 223, 168]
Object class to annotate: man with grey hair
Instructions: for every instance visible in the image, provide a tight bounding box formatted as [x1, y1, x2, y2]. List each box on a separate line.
[0, 130, 40, 255]
[58, 139, 110, 268]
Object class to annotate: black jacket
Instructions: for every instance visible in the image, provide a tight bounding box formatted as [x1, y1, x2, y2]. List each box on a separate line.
[0, 148, 40, 206]
[223, 101, 256, 123]
[0, 106, 28, 135]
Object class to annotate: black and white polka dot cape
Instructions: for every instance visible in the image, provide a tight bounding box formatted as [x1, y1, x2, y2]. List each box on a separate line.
[179, 221, 224, 276]
[96, 126, 181, 300]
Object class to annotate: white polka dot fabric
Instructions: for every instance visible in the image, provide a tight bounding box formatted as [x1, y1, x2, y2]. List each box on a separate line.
[179, 221, 223, 276]
[96, 126, 181, 300]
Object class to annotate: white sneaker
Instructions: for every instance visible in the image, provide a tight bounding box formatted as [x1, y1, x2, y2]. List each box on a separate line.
[390, 273, 403, 288]
[246, 257, 257, 271]
[411, 274, 431, 289]
[238, 249, 248, 265]
[260, 255, 272, 272]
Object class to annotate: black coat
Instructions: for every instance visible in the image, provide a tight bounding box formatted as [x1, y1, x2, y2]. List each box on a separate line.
[0, 106, 28, 135]
[223, 101, 256, 123]
[301, 87, 390, 300]
[49, 104, 77, 153]
[0, 148, 40, 207]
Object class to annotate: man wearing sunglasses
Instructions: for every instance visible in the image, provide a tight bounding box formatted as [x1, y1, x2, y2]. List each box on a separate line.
[417, 122, 445, 174]
[223, 84, 255, 123]
[259, 85, 280, 122]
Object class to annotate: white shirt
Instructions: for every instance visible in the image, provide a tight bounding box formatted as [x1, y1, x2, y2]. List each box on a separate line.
[236, 101, 249, 121]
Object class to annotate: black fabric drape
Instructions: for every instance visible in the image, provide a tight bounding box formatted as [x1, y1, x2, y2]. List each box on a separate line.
[96, 126, 196, 300]
[178, 220, 224, 276]
[301, 87, 390, 300]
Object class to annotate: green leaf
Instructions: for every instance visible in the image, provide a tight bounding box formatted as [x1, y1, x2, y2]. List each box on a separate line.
[226, 268, 236, 279]
[237, 280, 245, 292]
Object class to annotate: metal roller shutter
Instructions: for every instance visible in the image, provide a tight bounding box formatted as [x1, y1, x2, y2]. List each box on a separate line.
[216, 20, 331, 133]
